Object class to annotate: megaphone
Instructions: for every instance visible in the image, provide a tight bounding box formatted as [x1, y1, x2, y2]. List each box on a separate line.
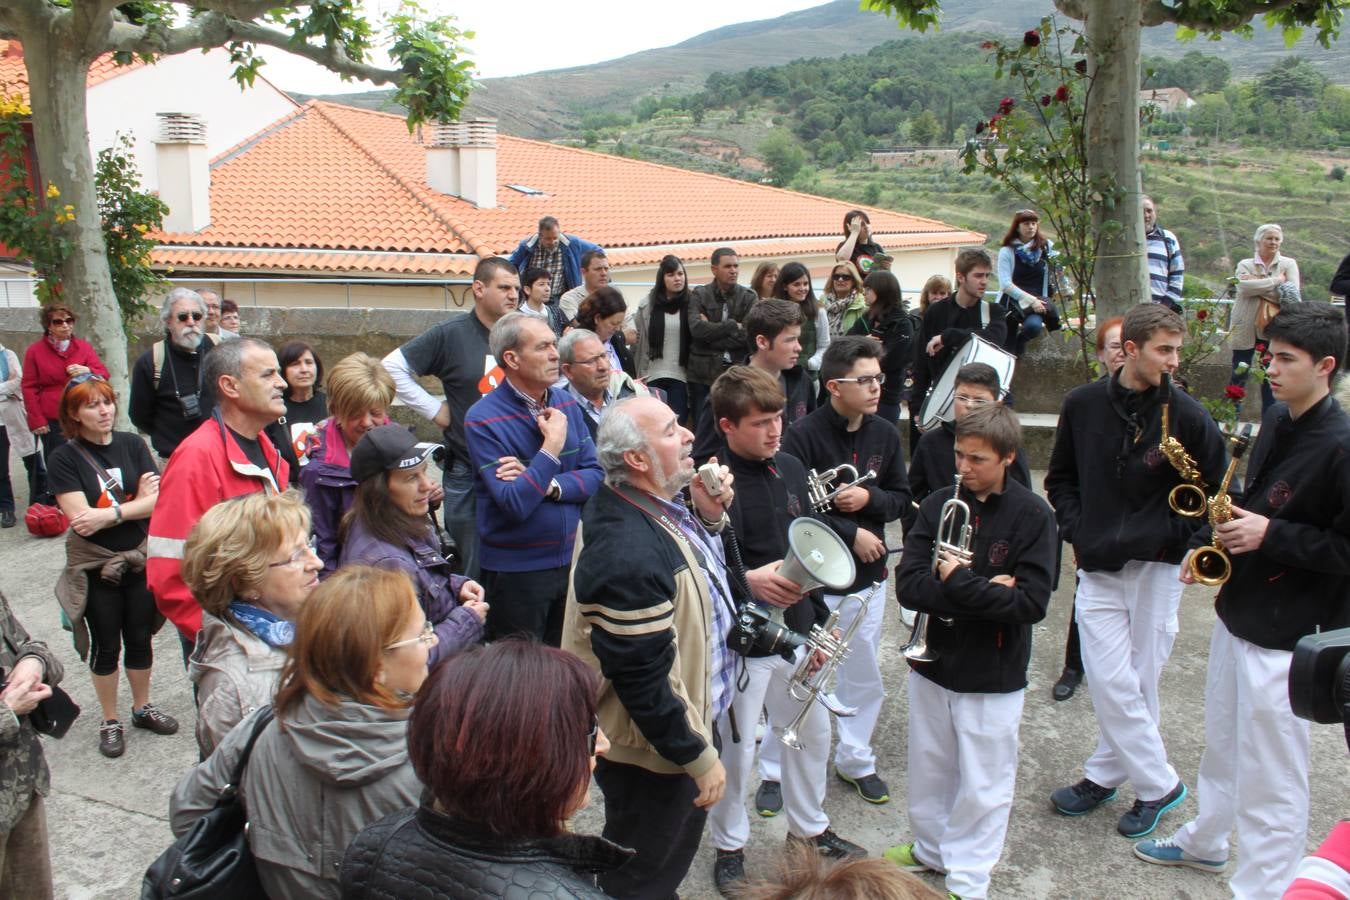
[778, 518, 856, 594]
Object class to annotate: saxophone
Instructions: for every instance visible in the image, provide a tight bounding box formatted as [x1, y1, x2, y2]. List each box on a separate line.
[1159, 373, 1207, 518]
[1188, 425, 1254, 586]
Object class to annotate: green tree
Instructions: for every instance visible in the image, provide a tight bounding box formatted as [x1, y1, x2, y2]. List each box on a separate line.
[0, 1, 475, 413]
[1257, 57, 1330, 106]
[758, 130, 807, 186]
[909, 109, 942, 145]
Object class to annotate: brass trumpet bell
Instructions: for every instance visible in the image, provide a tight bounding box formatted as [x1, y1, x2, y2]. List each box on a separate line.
[1169, 482, 1208, 518]
[1188, 545, 1231, 587]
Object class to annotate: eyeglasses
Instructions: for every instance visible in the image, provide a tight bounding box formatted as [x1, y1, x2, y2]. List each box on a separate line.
[954, 394, 993, 407]
[832, 273, 854, 282]
[573, 353, 609, 368]
[267, 537, 317, 569]
[833, 373, 885, 388]
[49, 317, 74, 326]
[62, 372, 107, 395]
[587, 717, 599, 756]
[385, 620, 439, 651]
[176, 311, 204, 323]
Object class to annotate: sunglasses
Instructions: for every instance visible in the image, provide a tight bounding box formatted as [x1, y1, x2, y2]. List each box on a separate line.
[176, 311, 204, 323]
[61, 372, 108, 397]
[49, 317, 75, 326]
[832, 273, 854, 282]
[587, 718, 599, 756]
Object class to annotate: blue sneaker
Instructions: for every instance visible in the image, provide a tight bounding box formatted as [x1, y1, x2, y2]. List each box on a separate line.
[1118, 782, 1187, 838]
[1051, 778, 1117, 816]
[1133, 836, 1226, 872]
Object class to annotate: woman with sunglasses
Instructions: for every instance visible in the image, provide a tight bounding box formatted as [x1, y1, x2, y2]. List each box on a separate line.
[21, 304, 108, 462]
[341, 640, 629, 899]
[48, 374, 176, 759]
[340, 425, 487, 666]
[171, 566, 426, 900]
[181, 491, 321, 757]
[823, 261, 867, 339]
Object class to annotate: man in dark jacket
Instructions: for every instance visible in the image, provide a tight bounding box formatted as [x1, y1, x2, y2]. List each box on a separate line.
[1045, 303, 1226, 840]
[887, 404, 1055, 899]
[1135, 303, 1350, 896]
[129, 287, 219, 462]
[506, 216, 600, 302]
[776, 336, 912, 806]
[703, 367, 865, 895]
[687, 247, 758, 423]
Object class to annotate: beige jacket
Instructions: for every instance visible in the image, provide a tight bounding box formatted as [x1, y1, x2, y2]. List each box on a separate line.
[188, 612, 286, 758]
[1230, 254, 1301, 350]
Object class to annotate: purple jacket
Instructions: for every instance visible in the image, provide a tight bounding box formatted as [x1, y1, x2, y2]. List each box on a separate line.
[298, 418, 358, 578]
[340, 519, 482, 665]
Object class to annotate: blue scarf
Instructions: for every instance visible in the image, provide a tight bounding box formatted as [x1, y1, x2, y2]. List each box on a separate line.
[1013, 240, 1046, 267]
[229, 601, 295, 648]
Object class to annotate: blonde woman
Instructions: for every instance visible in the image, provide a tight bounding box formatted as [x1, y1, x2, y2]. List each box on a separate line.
[1231, 223, 1300, 413]
[182, 490, 321, 757]
[824, 260, 867, 338]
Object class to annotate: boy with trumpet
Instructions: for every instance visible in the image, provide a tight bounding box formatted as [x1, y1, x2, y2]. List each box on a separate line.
[1135, 302, 1350, 896]
[886, 404, 1056, 899]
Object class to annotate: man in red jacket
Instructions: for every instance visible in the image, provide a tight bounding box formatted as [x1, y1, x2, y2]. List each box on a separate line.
[147, 338, 289, 660]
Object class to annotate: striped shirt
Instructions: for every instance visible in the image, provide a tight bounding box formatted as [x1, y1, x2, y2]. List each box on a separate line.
[1146, 225, 1185, 308]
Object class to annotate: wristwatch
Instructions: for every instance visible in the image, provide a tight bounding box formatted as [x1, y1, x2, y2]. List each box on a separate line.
[547, 479, 562, 501]
[697, 508, 729, 534]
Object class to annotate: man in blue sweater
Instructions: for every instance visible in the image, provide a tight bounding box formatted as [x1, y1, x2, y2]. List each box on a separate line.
[464, 313, 603, 645]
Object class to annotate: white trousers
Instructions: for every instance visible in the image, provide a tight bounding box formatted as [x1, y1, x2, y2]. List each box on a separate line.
[709, 648, 830, 849]
[1173, 621, 1310, 899]
[907, 670, 1024, 900]
[759, 580, 887, 782]
[1076, 561, 1181, 799]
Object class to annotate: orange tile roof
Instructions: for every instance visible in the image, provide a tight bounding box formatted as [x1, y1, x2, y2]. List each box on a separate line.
[156, 100, 985, 277]
[0, 41, 143, 103]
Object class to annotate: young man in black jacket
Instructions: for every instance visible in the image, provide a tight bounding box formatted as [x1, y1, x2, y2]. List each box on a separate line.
[1045, 303, 1226, 839]
[1135, 303, 1350, 895]
[769, 336, 912, 806]
[886, 404, 1055, 898]
[703, 367, 865, 895]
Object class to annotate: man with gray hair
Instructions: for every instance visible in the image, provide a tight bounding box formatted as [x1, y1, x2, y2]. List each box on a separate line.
[563, 395, 735, 899]
[129, 287, 222, 461]
[560, 328, 640, 439]
[147, 337, 290, 657]
[463, 312, 602, 645]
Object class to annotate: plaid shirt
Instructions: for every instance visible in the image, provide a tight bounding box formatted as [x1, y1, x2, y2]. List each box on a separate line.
[529, 242, 566, 300]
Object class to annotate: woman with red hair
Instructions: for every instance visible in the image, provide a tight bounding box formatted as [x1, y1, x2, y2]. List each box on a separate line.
[48, 374, 174, 759]
[20, 304, 108, 461]
[341, 640, 631, 898]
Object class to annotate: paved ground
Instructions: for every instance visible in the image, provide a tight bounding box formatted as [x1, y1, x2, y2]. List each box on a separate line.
[2, 467, 1347, 899]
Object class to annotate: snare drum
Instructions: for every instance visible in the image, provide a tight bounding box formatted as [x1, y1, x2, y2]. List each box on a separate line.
[917, 335, 1016, 432]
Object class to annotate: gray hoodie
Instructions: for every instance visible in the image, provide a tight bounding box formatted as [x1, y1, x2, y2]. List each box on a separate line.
[170, 695, 420, 900]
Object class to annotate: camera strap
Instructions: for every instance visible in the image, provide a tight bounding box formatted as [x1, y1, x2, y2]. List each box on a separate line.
[70, 441, 127, 508]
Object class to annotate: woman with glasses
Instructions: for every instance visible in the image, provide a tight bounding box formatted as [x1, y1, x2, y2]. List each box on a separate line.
[996, 209, 1063, 356]
[48, 374, 176, 759]
[340, 425, 487, 666]
[849, 270, 914, 423]
[21, 304, 108, 462]
[181, 491, 321, 757]
[823, 261, 867, 339]
[634, 255, 693, 422]
[341, 640, 629, 899]
[171, 565, 426, 900]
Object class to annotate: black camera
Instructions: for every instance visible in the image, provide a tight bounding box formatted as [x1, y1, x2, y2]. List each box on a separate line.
[727, 602, 807, 658]
[1289, 627, 1350, 750]
[178, 392, 201, 421]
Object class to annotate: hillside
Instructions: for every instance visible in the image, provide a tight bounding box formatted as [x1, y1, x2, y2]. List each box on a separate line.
[301, 0, 1350, 137]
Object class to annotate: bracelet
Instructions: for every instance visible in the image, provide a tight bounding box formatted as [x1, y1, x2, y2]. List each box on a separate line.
[697, 509, 729, 534]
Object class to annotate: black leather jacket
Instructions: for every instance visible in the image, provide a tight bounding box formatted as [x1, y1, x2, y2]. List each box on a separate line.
[341, 804, 633, 899]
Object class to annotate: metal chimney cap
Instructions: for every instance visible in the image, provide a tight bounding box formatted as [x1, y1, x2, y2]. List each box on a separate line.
[156, 112, 207, 144]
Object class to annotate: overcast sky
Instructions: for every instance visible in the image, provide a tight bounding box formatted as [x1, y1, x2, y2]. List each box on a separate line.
[258, 1, 824, 94]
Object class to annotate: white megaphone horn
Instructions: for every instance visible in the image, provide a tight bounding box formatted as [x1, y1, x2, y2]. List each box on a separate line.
[777, 518, 856, 594]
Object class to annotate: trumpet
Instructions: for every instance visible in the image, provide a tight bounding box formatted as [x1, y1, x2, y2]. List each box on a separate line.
[778, 586, 876, 750]
[901, 474, 971, 663]
[1159, 373, 1208, 518]
[1188, 424, 1254, 586]
[807, 464, 877, 513]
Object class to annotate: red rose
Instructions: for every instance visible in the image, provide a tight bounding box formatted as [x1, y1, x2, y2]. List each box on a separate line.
[999, 96, 1015, 114]
[1225, 385, 1246, 400]
[1196, 309, 1208, 320]
[1055, 84, 1070, 103]
[1040, 94, 1052, 107]
[1024, 30, 1041, 48]
[975, 121, 986, 135]
[1255, 341, 1267, 352]
[1075, 59, 1088, 75]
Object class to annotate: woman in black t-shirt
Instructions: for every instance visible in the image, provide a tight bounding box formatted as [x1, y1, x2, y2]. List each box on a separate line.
[836, 209, 885, 276]
[48, 374, 178, 760]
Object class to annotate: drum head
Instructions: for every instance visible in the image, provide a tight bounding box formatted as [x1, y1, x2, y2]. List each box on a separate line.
[917, 335, 1016, 432]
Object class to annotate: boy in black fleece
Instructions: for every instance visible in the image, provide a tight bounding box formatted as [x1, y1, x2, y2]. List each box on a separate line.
[1136, 303, 1350, 895]
[703, 367, 865, 895]
[775, 336, 912, 805]
[886, 404, 1055, 899]
[912, 248, 1008, 422]
[1045, 303, 1226, 840]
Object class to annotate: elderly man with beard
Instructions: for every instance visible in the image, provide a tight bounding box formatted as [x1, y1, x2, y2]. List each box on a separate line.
[130, 288, 221, 463]
[563, 395, 736, 899]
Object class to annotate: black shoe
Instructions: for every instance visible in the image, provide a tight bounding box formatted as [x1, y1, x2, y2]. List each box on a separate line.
[1051, 778, 1117, 815]
[836, 769, 890, 804]
[755, 779, 782, 818]
[789, 828, 868, 860]
[0, 510, 14, 528]
[99, 720, 125, 758]
[131, 703, 179, 736]
[1052, 668, 1082, 702]
[713, 848, 746, 898]
[1118, 782, 1188, 838]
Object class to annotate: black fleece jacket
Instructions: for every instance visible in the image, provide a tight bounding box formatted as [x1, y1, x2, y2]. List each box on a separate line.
[1045, 371, 1226, 572]
[909, 420, 1031, 502]
[913, 297, 1008, 410]
[782, 402, 913, 591]
[721, 446, 830, 654]
[692, 364, 815, 466]
[1200, 395, 1350, 651]
[897, 478, 1056, 693]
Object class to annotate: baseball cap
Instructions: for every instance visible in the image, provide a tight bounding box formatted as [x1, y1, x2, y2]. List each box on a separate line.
[349, 424, 442, 484]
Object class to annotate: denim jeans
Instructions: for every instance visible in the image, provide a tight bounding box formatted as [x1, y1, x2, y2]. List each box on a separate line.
[443, 459, 480, 580]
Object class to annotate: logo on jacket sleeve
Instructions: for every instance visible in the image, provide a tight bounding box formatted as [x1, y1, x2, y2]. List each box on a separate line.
[1267, 480, 1292, 509]
[988, 540, 1010, 567]
[866, 454, 883, 476]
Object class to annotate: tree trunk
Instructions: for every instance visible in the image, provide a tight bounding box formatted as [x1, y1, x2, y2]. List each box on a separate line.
[1081, 0, 1150, 320]
[21, 26, 133, 427]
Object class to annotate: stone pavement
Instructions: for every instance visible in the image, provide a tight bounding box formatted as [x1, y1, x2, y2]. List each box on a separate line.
[2, 471, 1347, 899]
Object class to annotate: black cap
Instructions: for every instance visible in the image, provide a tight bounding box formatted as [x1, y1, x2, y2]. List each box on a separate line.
[349, 424, 442, 484]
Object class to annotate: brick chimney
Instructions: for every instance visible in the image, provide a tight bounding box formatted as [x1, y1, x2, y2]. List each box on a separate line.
[155, 112, 210, 233]
[425, 119, 497, 208]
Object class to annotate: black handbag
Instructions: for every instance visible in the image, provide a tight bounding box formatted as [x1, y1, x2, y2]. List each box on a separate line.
[28, 684, 80, 738]
[141, 707, 275, 899]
